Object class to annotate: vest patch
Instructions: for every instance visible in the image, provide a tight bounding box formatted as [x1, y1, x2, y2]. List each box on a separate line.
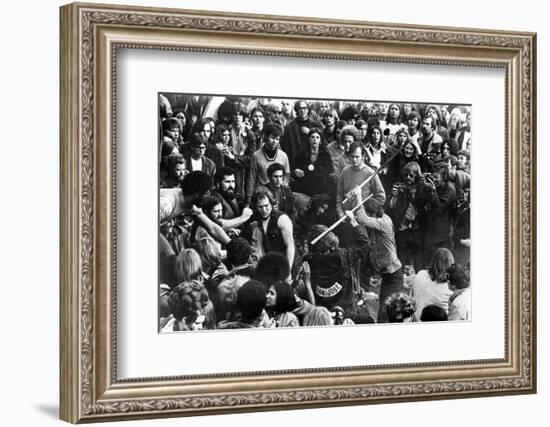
[315, 282, 343, 298]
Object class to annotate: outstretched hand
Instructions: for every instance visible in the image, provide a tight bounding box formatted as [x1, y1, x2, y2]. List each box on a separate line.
[344, 210, 358, 226]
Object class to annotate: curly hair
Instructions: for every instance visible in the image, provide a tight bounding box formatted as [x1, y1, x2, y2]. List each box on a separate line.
[385, 292, 416, 323]
[168, 280, 209, 322]
[307, 224, 339, 253]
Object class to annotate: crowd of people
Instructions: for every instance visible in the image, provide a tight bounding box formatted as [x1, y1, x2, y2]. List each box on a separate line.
[158, 94, 471, 332]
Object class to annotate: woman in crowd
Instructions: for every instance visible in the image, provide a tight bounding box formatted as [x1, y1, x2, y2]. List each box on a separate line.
[364, 124, 386, 170]
[265, 281, 300, 327]
[410, 247, 455, 320]
[173, 110, 192, 144]
[446, 107, 463, 139]
[292, 127, 335, 197]
[249, 106, 267, 149]
[174, 248, 217, 329]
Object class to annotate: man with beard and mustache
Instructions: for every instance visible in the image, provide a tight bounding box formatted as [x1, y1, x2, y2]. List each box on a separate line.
[211, 167, 242, 219]
[281, 100, 323, 170]
[418, 115, 443, 156]
[211, 167, 253, 231]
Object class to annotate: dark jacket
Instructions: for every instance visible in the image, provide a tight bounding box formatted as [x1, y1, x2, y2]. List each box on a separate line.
[291, 149, 335, 197]
[388, 179, 434, 234]
[184, 154, 217, 178]
[282, 117, 323, 169]
[266, 183, 296, 220]
[305, 224, 370, 313]
[424, 182, 457, 247]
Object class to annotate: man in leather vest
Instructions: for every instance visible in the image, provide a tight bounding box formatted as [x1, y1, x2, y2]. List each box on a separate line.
[305, 211, 370, 317]
[244, 186, 295, 281]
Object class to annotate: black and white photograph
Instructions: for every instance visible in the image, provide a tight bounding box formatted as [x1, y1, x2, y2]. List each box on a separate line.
[158, 94, 472, 332]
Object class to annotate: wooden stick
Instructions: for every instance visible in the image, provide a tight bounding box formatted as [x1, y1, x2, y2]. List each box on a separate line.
[310, 194, 373, 245]
[341, 145, 403, 205]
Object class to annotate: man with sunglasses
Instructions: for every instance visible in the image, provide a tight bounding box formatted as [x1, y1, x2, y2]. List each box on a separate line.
[388, 161, 434, 271]
[184, 133, 217, 178]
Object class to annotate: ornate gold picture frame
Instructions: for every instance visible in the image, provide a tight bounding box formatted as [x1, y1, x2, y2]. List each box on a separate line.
[60, 2, 536, 423]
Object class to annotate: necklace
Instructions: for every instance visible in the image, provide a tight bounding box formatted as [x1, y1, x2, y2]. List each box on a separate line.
[263, 147, 278, 161]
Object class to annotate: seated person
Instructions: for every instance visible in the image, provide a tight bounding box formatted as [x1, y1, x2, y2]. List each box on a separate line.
[447, 263, 471, 321]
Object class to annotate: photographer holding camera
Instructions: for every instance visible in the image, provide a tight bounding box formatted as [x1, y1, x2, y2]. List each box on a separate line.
[388, 161, 435, 271]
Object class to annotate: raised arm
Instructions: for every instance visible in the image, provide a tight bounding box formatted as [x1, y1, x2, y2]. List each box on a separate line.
[278, 213, 295, 278]
[192, 206, 231, 245]
[218, 206, 253, 230]
[246, 154, 258, 204]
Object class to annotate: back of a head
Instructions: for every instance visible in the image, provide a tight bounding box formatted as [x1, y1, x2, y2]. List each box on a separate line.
[226, 237, 252, 268]
[428, 247, 455, 283]
[303, 306, 334, 327]
[364, 198, 383, 218]
[168, 280, 209, 322]
[175, 248, 203, 284]
[271, 281, 297, 313]
[420, 305, 448, 322]
[254, 252, 289, 286]
[194, 237, 222, 272]
[447, 263, 470, 290]
[180, 171, 212, 198]
[236, 280, 267, 321]
[264, 123, 283, 138]
[307, 224, 339, 253]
